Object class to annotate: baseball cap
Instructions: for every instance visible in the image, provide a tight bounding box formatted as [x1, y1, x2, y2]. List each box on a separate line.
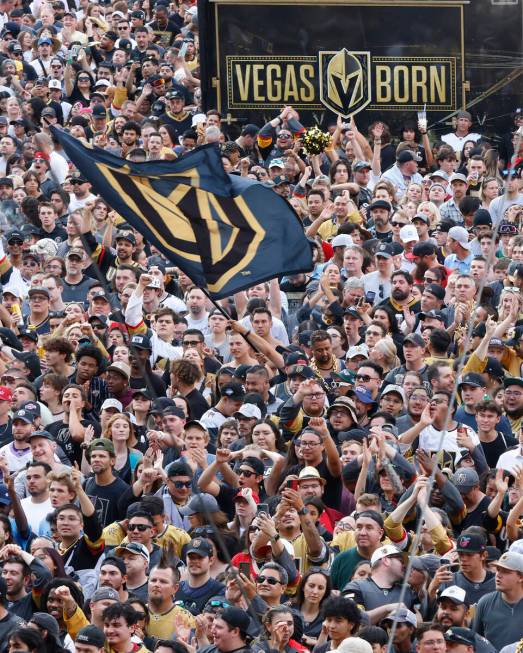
[180, 493, 220, 516]
[332, 369, 356, 385]
[115, 541, 150, 562]
[412, 212, 430, 225]
[444, 628, 476, 647]
[493, 551, 523, 573]
[186, 537, 213, 557]
[458, 373, 484, 390]
[381, 384, 406, 403]
[273, 175, 290, 186]
[88, 438, 115, 457]
[437, 585, 468, 605]
[346, 344, 369, 359]
[130, 334, 152, 350]
[27, 430, 54, 442]
[375, 242, 394, 259]
[221, 382, 245, 401]
[219, 606, 251, 633]
[457, 110, 472, 120]
[75, 625, 105, 647]
[268, 158, 284, 169]
[91, 587, 119, 602]
[332, 234, 353, 248]
[115, 230, 136, 245]
[452, 468, 480, 493]
[234, 404, 262, 420]
[91, 291, 110, 304]
[399, 225, 419, 243]
[101, 398, 123, 412]
[370, 200, 392, 212]
[331, 638, 373, 653]
[5, 228, 23, 242]
[381, 607, 417, 628]
[425, 283, 446, 300]
[353, 160, 372, 172]
[397, 150, 421, 164]
[403, 333, 425, 347]
[287, 365, 315, 380]
[449, 173, 469, 185]
[166, 461, 193, 479]
[419, 310, 446, 322]
[12, 409, 35, 424]
[370, 544, 405, 567]
[28, 287, 50, 299]
[456, 532, 486, 553]
[92, 104, 106, 118]
[65, 247, 84, 259]
[344, 306, 362, 320]
[489, 337, 505, 349]
[353, 386, 377, 405]
[241, 124, 259, 137]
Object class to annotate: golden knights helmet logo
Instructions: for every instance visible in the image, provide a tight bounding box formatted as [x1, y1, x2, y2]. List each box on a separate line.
[319, 48, 371, 118]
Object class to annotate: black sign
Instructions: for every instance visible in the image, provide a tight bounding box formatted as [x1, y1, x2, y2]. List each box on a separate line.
[199, 0, 522, 132]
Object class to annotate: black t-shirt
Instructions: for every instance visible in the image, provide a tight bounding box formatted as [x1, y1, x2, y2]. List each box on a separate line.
[130, 373, 166, 396]
[47, 418, 101, 466]
[185, 388, 209, 420]
[480, 432, 518, 469]
[38, 224, 67, 243]
[286, 458, 342, 510]
[174, 578, 225, 615]
[84, 475, 130, 527]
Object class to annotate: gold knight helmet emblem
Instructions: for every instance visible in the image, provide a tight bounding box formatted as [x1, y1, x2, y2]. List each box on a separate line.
[320, 48, 371, 118]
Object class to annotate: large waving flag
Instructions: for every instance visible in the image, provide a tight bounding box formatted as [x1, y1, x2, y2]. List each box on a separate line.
[52, 128, 313, 299]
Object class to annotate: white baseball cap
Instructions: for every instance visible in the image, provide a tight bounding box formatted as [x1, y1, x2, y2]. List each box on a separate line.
[101, 398, 123, 412]
[399, 224, 419, 243]
[331, 638, 373, 653]
[370, 544, 404, 567]
[332, 234, 353, 248]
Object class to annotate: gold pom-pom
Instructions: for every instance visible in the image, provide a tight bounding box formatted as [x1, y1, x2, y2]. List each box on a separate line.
[302, 127, 332, 156]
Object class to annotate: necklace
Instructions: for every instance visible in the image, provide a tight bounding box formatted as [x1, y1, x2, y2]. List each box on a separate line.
[310, 355, 340, 375]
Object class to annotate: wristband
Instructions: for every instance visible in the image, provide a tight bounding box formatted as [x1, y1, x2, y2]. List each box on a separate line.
[244, 330, 251, 337]
[270, 533, 281, 542]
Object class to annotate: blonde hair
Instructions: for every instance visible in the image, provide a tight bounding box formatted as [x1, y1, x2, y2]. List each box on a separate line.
[372, 337, 400, 370]
[418, 201, 442, 229]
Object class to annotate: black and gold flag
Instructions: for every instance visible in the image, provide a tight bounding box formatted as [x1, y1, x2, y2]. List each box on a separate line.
[52, 128, 313, 299]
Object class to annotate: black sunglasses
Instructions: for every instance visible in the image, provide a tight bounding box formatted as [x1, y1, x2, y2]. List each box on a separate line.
[172, 480, 191, 489]
[256, 576, 282, 585]
[238, 469, 255, 477]
[128, 523, 150, 532]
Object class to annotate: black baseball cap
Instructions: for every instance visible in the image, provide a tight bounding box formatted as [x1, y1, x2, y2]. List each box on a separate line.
[221, 382, 245, 401]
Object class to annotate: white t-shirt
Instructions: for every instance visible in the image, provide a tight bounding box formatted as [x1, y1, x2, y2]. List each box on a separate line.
[21, 496, 53, 533]
[419, 423, 479, 454]
[496, 447, 523, 474]
[441, 132, 481, 153]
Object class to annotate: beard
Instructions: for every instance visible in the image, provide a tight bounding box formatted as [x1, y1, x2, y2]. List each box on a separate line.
[414, 260, 429, 279]
[392, 288, 410, 302]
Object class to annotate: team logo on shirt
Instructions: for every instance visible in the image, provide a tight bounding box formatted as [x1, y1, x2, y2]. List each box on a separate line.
[319, 48, 371, 118]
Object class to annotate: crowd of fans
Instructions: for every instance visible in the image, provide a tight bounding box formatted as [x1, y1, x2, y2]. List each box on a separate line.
[0, 2, 521, 653]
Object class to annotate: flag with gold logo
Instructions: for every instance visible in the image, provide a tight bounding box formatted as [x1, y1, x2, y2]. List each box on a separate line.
[51, 128, 313, 299]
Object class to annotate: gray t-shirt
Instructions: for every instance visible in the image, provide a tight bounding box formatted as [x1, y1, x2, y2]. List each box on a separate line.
[472, 590, 523, 651]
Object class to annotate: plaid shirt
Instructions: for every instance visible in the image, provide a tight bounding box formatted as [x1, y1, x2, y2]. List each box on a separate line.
[440, 198, 464, 224]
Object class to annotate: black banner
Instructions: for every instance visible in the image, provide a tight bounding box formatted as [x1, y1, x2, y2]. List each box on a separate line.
[199, 0, 522, 133]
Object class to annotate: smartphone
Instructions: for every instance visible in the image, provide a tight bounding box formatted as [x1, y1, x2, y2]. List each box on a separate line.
[178, 41, 189, 58]
[294, 557, 302, 572]
[257, 503, 269, 515]
[286, 479, 298, 491]
[239, 562, 251, 577]
[365, 291, 376, 304]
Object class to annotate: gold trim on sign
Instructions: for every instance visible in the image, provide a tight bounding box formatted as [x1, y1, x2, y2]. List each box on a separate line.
[214, 2, 221, 113]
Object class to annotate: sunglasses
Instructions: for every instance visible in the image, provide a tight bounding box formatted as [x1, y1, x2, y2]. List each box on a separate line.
[128, 523, 150, 532]
[391, 221, 407, 227]
[238, 469, 256, 477]
[256, 576, 282, 585]
[278, 133, 291, 138]
[355, 374, 377, 382]
[208, 599, 230, 609]
[171, 480, 191, 489]
[192, 526, 214, 536]
[183, 340, 201, 347]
